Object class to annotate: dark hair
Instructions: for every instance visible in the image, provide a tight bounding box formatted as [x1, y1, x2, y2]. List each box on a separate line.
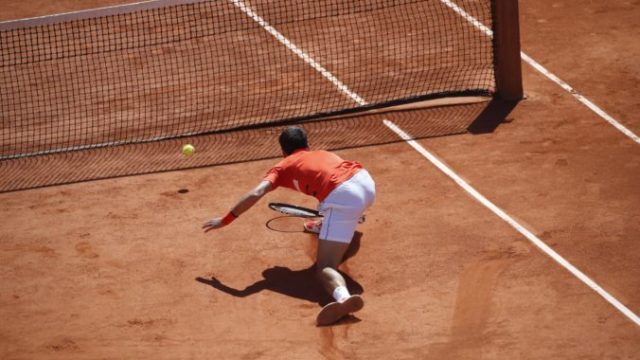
[279, 126, 309, 155]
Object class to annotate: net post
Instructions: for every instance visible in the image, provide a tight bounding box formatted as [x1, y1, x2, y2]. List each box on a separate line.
[492, 0, 523, 100]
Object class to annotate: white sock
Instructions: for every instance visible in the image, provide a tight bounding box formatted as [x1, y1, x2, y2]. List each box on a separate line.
[332, 286, 351, 303]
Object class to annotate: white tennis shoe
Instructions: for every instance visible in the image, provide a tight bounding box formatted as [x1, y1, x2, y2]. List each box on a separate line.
[316, 294, 364, 326]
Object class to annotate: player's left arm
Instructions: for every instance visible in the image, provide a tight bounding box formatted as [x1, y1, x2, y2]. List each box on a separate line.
[202, 180, 273, 232]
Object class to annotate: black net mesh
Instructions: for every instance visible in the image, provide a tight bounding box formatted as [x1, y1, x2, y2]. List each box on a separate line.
[0, 0, 495, 191]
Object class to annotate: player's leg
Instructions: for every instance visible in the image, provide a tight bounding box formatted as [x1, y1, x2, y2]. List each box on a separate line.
[314, 170, 375, 325]
[315, 237, 364, 326]
[314, 206, 365, 325]
[314, 205, 361, 293]
[315, 238, 351, 294]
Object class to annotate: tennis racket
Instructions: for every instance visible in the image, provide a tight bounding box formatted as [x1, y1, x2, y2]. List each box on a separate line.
[268, 202, 366, 223]
[268, 202, 320, 218]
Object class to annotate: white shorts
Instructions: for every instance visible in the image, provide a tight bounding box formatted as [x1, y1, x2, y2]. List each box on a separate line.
[318, 169, 376, 243]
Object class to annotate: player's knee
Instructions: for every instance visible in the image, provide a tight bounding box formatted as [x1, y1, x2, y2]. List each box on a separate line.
[315, 265, 334, 280]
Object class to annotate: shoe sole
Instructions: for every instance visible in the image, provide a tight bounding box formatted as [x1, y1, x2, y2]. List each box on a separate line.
[316, 295, 364, 326]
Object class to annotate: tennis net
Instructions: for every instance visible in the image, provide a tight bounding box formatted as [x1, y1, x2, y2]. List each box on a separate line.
[0, 0, 500, 191]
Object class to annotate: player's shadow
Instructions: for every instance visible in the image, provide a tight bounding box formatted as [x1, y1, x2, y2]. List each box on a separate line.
[196, 232, 363, 307]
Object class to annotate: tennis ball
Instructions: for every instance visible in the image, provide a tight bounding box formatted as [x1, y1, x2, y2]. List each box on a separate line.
[182, 144, 195, 157]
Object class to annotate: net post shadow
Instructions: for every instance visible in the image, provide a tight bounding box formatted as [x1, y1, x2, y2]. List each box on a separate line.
[465, 0, 521, 135]
[466, 99, 519, 135]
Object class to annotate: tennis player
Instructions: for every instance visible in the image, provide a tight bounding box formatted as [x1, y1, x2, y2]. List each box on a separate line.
[202, 126, 376, 325]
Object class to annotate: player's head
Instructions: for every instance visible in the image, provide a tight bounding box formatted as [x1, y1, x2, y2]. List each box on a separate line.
[279, 126, 309, 155]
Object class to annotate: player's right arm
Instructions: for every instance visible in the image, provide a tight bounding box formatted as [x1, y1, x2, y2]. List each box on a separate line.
[202, 180, 272, 232]
[229, 180, 273, 217]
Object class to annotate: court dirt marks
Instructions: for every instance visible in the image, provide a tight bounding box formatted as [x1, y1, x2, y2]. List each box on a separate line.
[1, 0, 639, 359]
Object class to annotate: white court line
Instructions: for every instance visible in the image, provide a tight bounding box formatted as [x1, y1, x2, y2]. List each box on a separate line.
[230, 0, 640, 326]
[383, 119, 640, 326]
[439, 0, 492, 36]
[521, 53, 640, 143]
[228, 0, 367, 106]
[439, 0, 640, 144]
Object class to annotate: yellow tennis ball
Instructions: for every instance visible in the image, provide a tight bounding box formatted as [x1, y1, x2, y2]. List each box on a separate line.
[182, 144, 195, 157]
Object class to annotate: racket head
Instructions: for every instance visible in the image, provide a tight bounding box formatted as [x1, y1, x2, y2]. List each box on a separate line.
[268, 202, 320, 218]
[265, 216, 306, 233]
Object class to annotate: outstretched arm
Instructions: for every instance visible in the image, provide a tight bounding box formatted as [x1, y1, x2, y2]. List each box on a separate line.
[202, 180, 272, 232]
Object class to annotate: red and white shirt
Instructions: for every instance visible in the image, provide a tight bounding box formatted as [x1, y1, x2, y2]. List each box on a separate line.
[263, 149, 362, 202]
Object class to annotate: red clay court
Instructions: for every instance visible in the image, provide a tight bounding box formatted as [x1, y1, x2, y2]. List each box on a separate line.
[0, 0, 639, 359]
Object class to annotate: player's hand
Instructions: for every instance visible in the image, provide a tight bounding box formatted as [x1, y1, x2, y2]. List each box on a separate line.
[202, 218, 225, 232]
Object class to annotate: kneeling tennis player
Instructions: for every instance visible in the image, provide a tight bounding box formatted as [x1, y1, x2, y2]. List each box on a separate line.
[202, 126, 376, 326]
